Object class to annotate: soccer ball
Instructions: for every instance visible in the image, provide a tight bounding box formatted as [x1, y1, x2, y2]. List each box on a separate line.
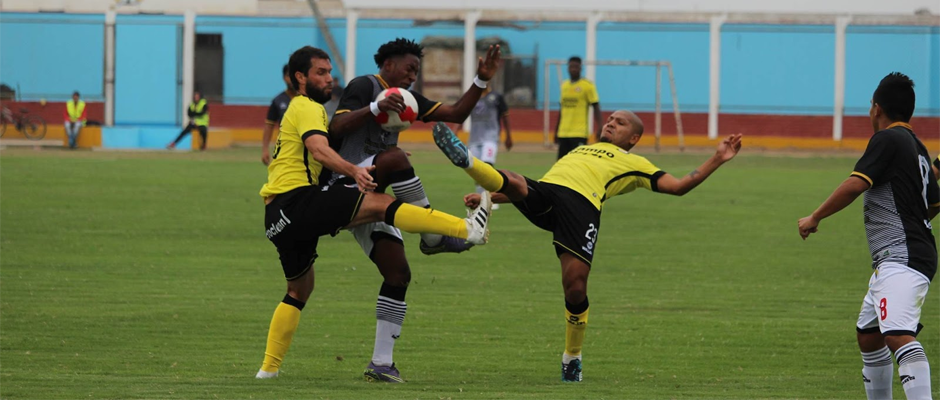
[375, 88, 419, 132]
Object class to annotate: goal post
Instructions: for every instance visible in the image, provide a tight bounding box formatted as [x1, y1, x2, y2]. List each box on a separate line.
[542, 59, 685, 152]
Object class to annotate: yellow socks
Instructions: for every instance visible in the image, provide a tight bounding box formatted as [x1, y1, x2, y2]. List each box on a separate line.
[388, 202, 467, 239]
[465, 157, 505, 192]
[260, 296, 304, 373]
[564, 300, 590, 359]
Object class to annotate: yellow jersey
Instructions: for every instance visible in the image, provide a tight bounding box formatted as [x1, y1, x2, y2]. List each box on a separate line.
[557, 79, 599, 139]
[260, 95, 330, 197]
[539, 142, 663, 210]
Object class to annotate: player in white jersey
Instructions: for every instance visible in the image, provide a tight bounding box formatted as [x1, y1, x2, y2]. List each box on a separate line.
[468, 89, 511, 205]
[799, 72, 939, 400]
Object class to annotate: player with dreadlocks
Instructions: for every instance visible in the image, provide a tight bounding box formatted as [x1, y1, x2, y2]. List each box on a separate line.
[326, 38, 501, 383]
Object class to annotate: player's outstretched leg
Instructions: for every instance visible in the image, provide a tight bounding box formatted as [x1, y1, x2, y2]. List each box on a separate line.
[372, 147, 473, 255]
[349, 192, 491, 246]
[432, 122, 507, 193]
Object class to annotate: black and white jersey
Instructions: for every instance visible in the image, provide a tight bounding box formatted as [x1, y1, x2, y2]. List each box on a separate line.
[851, 123, 939, 280]
[265, 91, 294, 125]
[331, 74, 440, 166]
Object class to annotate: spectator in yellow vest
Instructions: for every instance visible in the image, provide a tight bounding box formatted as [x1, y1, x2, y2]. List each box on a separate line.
[168, 91, 210, 151]
[63, 91, 86, 149]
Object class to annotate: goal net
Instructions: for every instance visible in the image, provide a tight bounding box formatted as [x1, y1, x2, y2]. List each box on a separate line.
[542, 59, 685, 151]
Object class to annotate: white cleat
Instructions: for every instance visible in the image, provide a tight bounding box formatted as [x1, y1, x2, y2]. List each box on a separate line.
[255, 369, 279, 379]
[465, 191, 492, 245]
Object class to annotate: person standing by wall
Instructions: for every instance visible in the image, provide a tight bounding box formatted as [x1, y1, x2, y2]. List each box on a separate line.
[63, 91, 86, 149]
[168, 91, 210, 151]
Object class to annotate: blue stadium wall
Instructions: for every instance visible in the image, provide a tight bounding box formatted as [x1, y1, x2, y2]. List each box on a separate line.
[2, 11, 938, 128]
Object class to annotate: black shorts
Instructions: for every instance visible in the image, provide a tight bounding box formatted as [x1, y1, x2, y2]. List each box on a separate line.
[264, 185, 364, 280]
[557, 137, 587, 159]
[512, 178, 601, 265]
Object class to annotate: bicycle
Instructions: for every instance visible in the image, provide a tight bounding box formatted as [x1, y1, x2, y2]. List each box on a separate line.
[1, 106, 47, 140]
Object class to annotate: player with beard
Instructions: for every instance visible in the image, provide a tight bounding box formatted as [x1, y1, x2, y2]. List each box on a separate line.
[253, 46, 493, 379]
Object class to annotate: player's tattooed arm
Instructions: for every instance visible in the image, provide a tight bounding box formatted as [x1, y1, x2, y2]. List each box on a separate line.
[656, 134, 742, 196]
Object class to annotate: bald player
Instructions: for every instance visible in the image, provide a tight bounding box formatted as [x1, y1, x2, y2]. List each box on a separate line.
[432, 110, 743, 382]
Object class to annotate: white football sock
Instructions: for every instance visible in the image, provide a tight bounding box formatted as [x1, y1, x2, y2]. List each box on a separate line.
[862, 346, 893, 400]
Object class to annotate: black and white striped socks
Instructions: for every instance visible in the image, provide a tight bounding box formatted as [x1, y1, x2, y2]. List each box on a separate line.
[389, 170, 442, 246]
[861, 346, 893, 399]
[896, 341, 932, 400]
[372, 284, 408, 367]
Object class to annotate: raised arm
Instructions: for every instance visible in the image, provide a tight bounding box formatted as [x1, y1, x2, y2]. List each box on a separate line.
[656, 134, 742, 196]
[425, 45, 501, 123]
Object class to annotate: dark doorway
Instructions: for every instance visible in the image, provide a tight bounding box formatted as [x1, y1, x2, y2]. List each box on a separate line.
[195, 33, 224, 102]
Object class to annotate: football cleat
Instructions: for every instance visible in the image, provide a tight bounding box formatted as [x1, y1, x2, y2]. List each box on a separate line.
[364, 362, 404, 383]
[432, 122, 472, 168]
[464, 191, 492, 245]
[562, 359, 582, 382]
[255, 369, 278, 379]
[419, 236, 474, 255]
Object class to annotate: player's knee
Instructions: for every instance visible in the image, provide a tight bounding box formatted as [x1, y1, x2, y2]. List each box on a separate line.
[501, 170, 527, 195]
[356, 193, 394, 223]
[381, 267, 411, 287]
[857, 331, 886, 352]
[374, 146, 411, 172]
[884, 335, 915, 352]
[286, 276, 315, 302]
[562, 278, 587, 303]
[564, 286, 587, 304]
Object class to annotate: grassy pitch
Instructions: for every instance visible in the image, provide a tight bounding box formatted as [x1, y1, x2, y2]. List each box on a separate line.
[1, 147, 937, 399]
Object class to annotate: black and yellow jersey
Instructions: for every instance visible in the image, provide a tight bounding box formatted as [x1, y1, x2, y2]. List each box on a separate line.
[539, 142, 664, 210]
[260, 95, 330, 197]
[558, 79, 599, 139]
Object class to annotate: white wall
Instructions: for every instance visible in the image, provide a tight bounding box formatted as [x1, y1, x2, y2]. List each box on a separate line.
[343, 0, 939, 15]
[2, 0, 256, 14]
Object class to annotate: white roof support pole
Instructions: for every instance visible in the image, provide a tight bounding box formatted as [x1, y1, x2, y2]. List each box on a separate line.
[708, 14, 726, 140]
[345, 9, 358, 85]
[833, 15, 852, 141]
[586, 12, 601, 137]
[181, 10, 196, 126]
[462, 10, 481, 132]
[104, 9, 116, 126]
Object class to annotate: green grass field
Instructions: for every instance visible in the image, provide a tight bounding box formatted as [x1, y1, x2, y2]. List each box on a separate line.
[1, 146, 937, 399]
